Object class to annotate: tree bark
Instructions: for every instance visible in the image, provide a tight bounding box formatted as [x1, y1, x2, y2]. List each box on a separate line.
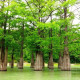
[0, 0, 8, 71]
[18, 21, 24, 69]
[48, 51, 54, 69]
[34, 51, 43, 71]
[31, 53, 34, 68]
[48, 12, 54, 69]
[0, 47, 8, 71]
[58, 52, 63, 69]
[61, 0, 71, 71]
[48, 27, 54, 69]
[11, 49, 14, 68]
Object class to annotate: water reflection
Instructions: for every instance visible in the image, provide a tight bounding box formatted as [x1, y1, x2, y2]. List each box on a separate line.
[60, 71, 71, 80]
[0, 67, 80, 80]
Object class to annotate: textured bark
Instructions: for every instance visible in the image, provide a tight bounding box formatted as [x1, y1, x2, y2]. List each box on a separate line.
[1, 39, 5, 63]
[61, 0, 71, 71]
[61, 47, 71, 71]
[58, 52, 63, 69]
[18, 58, 23, 69]
[34, 51, 43, 71]
[31, 53, 34, 68]
[0, 0, 8, 71]
[48, 51, 54, 69]
[48, 26, 54, 69]
[0, 39, 7, 71]
[0, 47, 8, 71]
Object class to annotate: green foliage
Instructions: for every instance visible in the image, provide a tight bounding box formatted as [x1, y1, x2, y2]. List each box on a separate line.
[0, 0, 79, 63]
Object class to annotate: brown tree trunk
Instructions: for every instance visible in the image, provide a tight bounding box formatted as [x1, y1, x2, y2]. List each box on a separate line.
[0, 47, 8, 71]
[61, 47, 71, 71]
[34, 51, 43, 71]
[18, 21, 24, 69]
[48, 51, 54, 69]
[0, 47, 2, 70]
[11, 50, 14, 68]
[18, 47, 23, 69]
[48, 12, 54, 69]
[18, 46, 23, 69]
[18, 57, 23, 69]
[31, 53, 34, 68]
[58, 52, 63, 69]
[48, 26, 54, 69]
[42, 54, 44, 68]
[0, 0, 8, 71]
[61, 0, 71, 71]
[4, 47, 8, 70]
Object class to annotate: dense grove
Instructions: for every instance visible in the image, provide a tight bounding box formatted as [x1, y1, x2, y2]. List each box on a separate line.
[0, 0, 80, 71]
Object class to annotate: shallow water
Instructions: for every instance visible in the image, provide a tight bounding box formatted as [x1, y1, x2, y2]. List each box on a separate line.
[0, 67, 80, 80]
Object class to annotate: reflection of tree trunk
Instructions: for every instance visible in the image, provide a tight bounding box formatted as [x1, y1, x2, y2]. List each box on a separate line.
[60, 71, 71, 80]
[58, 52, 63, 69]
[31, 53, 34, 68]
[61, 2, 71, 71]
[34, 51, 43, 71]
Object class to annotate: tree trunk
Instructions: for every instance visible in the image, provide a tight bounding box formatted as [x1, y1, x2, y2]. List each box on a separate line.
[48, 51, 54, 69]
[0, 48, 2, 70]
[58, 52, 63, 69]
[18, 47, 23, 69]
[11, 53, 14, 68]
[61, 1, 71, 71]
[0, 47, 8, 71]
[18, 57, 23, 69]
[48, 27, 54, 69]
[61, 47, 71, 71]
[18, 21, 24, 69]
[42, 54, 44, 68]
[31, 53, 34, 68]
[34, 51, 43, 71]
[0, 0, 8, 71]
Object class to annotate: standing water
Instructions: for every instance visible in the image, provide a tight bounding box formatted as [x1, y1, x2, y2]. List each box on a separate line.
[0, 66, 80, 80]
